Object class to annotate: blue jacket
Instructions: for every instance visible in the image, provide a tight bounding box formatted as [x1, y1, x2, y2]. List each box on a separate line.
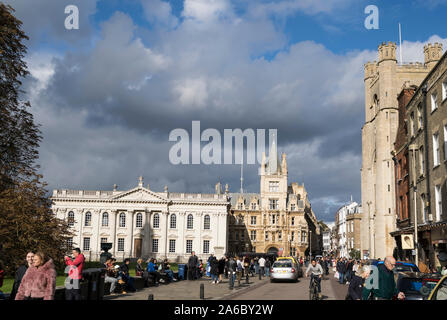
[147, 262, 156, 272]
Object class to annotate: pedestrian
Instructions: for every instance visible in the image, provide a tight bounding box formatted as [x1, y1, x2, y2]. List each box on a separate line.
[104, 258, 118, 295]
[336, 258, 346, 284]
[227, 256, 237, 289]
[224, 256, 229, 279]
[346, 259, 353, 284]
[161, 259, 177, 282]
[15, 251, 56, 300]
[9, 251, 34, 300]
[210, 255, 219, 284]
[362, 256, 405, 300]
[258, 256, 265, 278]
[187, 251, 199, 280]
[64, 248, 85, 300]
[135, 258, 144, 276]
[243, 256, 250, 277]
[347, 265, 370, 300]
[254, 257, 259, 276]
[198, 259, 204, 278]
[236, 256, 243, 285]
[265, 258, 271, 277]
[218, 256, 225, 283]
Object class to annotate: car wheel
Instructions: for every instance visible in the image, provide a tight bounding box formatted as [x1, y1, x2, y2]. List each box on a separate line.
[270, 279, 274, 283]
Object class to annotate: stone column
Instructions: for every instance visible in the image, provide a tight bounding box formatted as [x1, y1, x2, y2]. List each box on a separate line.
[163, 211, 169, 258]
[111, 210, 118, 257]
[129, 209, 135, 258]
[77, 208, 84, 250]
[179, 212, 186, 261]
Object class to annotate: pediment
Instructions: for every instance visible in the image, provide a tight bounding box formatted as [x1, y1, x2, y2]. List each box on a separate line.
[110, 187, 169, 202]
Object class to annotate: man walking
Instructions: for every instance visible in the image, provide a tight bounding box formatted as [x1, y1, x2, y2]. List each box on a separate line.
[188, 251, 199, 280]
[362, 256, 405, 300]
[227, 257, 237, 289]
[64, 248, 85, 300]
[10, 252, 34, 300]
[336, 258, 346, 284]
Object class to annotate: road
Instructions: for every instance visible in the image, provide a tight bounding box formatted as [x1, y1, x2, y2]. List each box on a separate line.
[228, 271, 348, 300]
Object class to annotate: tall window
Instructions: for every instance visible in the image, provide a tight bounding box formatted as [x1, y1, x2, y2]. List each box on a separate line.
[417, 104, 423, 129]
[443, 80, 447, 101]
[203, 240, 210, 254]
[203, 215, 210, 230]
[444, 125, 447, 160]
[152, 239, 159, 253]
[435, 185, 442, 221]
[250, 230, 256, 241]
[291, 204, 296, 211]
[431, 92, 438, 112]
[269, 199, 278, 210]
[269, 181, 279, 192]
[301, 231, 307, 243]
[102, 212, 109, 227]
[235, 232, 239, 240]
[271, 214, 276, 224]
[265, 231, 268, 241]
[241, 232, 245, 241]
[169, 239, 176, 253]
[187, 214, 193, 229]
[291, 247, 296, 256]
[419, 146, 425, 175]
[291, 217, 295, 225]
[84, 211, 92, 227]
[83, 237, 90, 251]
[278, 231, 282, 240]
[421, 194, 427, 223]
[119, 212, 126, 227]
[170, 214, 177, 229]
[67, 238, 73, 249]
[250, 216, 256, 225]
[117, 238, 125, 252]
[251, 203, 256, 210]
[410, 112, 415, 136]
[68, 211, 75, 227]
[136, 213, 143, 228]
[186, 240, 193, 253]
[153, 213, 160, 229]
[238, 203, 243, 210]
[291, 231, 295, 241]
[433, 133, 440, 166]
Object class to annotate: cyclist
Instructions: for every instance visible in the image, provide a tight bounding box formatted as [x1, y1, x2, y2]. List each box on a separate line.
[306, 258, 323, 299]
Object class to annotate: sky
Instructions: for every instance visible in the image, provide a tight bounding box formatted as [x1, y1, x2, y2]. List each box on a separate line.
[5, 0, 447, 222]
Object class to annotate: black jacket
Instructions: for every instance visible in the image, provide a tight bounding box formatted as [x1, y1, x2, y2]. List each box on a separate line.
[188, 255, 199, 268]
[348, 275, 365, 300]
[210, 257, 219, 274]
[337, 261, 346, 273]
[9, 265, 28, 300]
[120, 263, 130, 275]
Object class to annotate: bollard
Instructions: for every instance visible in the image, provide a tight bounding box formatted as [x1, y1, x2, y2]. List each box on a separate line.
[245, 273, 249, 284]
[200, 283, 204, 300]
[259, 270, 262, 280]
[148, 294, 154, 300]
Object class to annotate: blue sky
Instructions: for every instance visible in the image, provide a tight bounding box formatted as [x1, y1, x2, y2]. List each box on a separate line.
[6, 0, 447, 222]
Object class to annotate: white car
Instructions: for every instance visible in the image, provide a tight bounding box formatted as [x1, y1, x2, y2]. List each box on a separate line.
[270, 260, 299, 282]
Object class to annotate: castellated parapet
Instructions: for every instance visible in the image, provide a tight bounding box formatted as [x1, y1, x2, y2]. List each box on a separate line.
[424, 42, 443, 68]
[378, 42, 397, 63]
[364, 61, 377, 80]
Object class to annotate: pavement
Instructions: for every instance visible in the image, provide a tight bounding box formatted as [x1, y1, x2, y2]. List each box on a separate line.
[106, 270, 349, 300]
[105, 274, 269, 300]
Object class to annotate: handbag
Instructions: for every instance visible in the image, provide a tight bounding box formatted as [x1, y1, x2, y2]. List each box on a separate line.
[334, 271, 339, 279]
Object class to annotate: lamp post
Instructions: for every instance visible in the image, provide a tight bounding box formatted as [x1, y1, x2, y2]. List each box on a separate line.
[309, 230, 312, 260]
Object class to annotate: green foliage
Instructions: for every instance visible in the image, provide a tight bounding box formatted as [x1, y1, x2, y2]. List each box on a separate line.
[349, 249, 361, 260]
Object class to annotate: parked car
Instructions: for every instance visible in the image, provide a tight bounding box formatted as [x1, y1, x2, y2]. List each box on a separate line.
[395, 272, 442, 300]
[428, 274, 447, 300]
[372, 260, 420, 273]
[270, 260, 298, 282]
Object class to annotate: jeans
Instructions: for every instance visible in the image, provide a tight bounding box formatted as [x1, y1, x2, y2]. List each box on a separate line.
[105, 276, 118, 293]
[310, 274, 321, 293]
[338, 272, 345, 284]
[211, 273, 218, 282]
[260, 267, 265, 277]
[265, 267, 270, 277]
[187, 267, 197, 280]
[165, 270, 174, 281]
[123, 275, 136, 291]
[255, 265, 259, 275]
[65, 288, 81, 300]
[229, 272, 236, 288]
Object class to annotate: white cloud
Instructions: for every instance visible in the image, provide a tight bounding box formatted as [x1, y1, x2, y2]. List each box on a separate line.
[142, 0, 178, 28]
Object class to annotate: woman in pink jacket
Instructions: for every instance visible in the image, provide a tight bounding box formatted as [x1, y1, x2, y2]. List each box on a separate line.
[15, 252, 56, 300]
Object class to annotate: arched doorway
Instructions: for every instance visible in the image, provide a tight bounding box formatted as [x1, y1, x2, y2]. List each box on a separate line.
[267, 247, 279, 255]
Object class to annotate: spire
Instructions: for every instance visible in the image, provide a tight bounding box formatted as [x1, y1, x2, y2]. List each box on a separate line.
[268, 135, 278, 174]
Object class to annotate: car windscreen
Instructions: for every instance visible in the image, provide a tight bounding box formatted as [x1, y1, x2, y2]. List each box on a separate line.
[398, 278, 438, 294]
[273, 262, 292, 268]
[395, 264, 418, 272]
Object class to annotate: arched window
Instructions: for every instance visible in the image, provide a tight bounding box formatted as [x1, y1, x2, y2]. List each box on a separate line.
[68, 211, 75, 227]
[187, 214, 193, 229]
[119, 212, 126, 227]
[203, 215, 210, 230]
[84, 211, 92, 226]
[102, 212, 109, 227]
[170, 214, 177, 229]
[136, 213, 143, 228]
[153, 213, 160, 228]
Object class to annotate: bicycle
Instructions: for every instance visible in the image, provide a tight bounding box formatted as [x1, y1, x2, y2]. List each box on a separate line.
[309, 276, 320, 300]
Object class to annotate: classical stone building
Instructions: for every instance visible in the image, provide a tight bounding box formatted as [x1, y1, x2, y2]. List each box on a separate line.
[361, 42, 443, 259]
[335, 201, 361, 258]
[227, 142, 320, 257]
[51, 177, 230, 262]
[391, 47, 447, 269]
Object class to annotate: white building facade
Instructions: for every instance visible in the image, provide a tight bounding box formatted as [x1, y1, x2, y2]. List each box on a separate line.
[336, 202, 361, 258]
[51, 177, 230, 263]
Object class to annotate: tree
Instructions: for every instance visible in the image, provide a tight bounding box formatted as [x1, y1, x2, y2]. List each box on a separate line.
[0, 4, 72, 274]
[349, 249, 360, 260]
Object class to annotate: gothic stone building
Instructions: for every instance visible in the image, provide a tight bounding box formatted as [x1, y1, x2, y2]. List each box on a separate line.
[51, 177, 230, 263]
[361, 42, 443, 259]
[227, 142, 320, 257]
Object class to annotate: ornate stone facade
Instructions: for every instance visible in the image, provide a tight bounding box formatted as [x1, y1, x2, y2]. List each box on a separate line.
[227, 142, 320, 257]
[51, 177, 230, 263]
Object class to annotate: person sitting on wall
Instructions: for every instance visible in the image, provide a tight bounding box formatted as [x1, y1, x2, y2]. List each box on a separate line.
[119, 258, 136, 292]
[160, 259, 177, 282]
[146, 258, 161, 285]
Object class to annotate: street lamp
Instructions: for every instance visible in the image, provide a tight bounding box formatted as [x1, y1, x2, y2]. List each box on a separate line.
[309, 230, 312, 260]
[409, 144, 419, 264]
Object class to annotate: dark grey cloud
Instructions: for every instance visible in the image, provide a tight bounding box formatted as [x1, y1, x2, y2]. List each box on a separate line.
[19, 1, 381, 223]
